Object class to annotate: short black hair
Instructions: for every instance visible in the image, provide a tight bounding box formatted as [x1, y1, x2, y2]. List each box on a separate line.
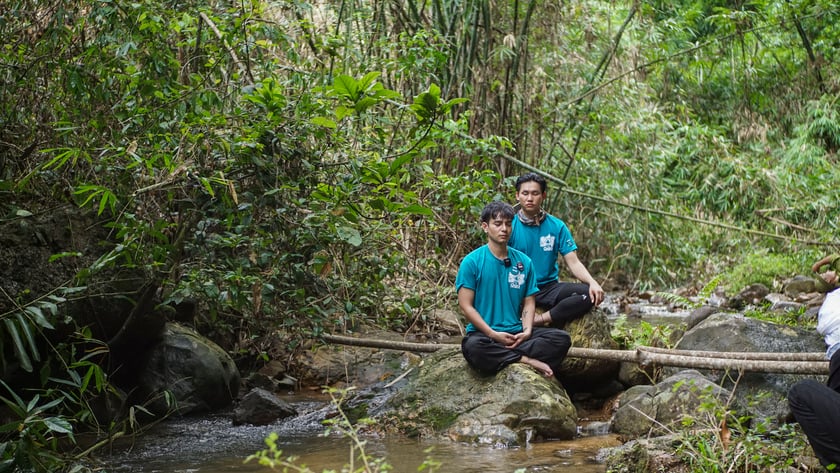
[515, 172, 547, 193]
[480, 201, 515, 223]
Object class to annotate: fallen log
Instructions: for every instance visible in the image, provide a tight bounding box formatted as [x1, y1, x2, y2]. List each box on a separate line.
[638, 345, 826, 362]
[320, 334, 829, 375]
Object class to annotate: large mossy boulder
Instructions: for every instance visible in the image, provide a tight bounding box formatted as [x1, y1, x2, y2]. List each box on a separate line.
[559, 308, 621, 391]
[136, 323, 240, 416]
[379, 347, 577, 446]
[668, 312, 825, 422]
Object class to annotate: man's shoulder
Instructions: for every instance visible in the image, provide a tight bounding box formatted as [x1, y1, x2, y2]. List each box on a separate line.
[544, 213, 567, 227]
[462, 245, 488, 262]
[508, 246, 533, 264]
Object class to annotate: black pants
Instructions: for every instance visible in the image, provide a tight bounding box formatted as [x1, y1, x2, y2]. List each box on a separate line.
[461, 327, 572, 376]
[788, 349, 840, 467]
[536, 280, 594, 328]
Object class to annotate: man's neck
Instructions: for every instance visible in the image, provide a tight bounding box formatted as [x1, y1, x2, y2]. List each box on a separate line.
[521, 208, 541, 219]
[487, 241, 508, 260]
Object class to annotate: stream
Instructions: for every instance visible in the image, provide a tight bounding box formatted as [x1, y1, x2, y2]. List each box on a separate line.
[100, 404, 620, 473]
[96, 394, 623, 473]
[96, 295, 689, 473]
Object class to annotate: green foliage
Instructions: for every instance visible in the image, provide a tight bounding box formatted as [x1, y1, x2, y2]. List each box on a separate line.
[0, 287, 70, 374]
[656, 276, 724, 310]
[610, 315, 674, 349]
[0, 379, 73, 473]
[743, 306, 809, 327]
[674, 388, 813, 473]
[3, 0, 840, 467]
[719, 251, 811, 293]
[0, 292, 158, 473]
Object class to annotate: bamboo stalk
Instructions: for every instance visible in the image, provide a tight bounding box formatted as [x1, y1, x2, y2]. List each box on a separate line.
[638, 345, 826, 362]
[320, 334, 829, 374]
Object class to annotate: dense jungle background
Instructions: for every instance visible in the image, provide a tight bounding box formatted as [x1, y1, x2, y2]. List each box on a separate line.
[2, 0, 840, 471]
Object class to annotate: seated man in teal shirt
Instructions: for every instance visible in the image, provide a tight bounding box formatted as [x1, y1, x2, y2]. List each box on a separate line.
[456, 201, 572, 377]
[509, 172, 604, 328]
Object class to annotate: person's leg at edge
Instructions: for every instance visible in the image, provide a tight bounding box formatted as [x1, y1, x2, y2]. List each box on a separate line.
[534, 281, 594, 327]
[827, 348, 840, 392]
[788, 379, 840, 467]
[461, 332, 521, 375]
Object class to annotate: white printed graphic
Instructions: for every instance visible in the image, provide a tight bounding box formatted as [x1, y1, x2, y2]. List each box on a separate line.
[539, 234, 555, 252]
[508, 271, 525, 289]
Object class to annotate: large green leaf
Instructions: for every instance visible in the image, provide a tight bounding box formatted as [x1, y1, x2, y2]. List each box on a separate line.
[3, 319, 32, 373]
[15, 313, 40, 363]
[336, 226, 362, 247]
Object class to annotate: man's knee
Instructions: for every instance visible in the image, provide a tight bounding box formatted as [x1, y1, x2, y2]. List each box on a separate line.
[461, 333, 487, 355]
[544, 328, 572, 348]
[788, 379, 824, 410]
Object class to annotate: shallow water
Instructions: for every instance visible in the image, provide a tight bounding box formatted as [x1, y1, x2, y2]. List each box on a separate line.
[96, 395, 622, 473]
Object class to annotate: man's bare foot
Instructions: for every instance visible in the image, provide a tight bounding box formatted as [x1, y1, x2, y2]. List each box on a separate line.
[535, 313, 550, 326]
[519, 356, 553, 377]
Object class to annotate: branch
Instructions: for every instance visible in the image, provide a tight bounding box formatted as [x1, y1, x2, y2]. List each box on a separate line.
[320, 334, 829, 374]
[199, 12, 254, 86]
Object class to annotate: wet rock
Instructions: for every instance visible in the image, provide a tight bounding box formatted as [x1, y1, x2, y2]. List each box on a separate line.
[666, 312, 825, 422]
[601, 434, 689, 473]
[729, 283, 770, 309]
[245, 372, 279, 392]
[782, 275, 817, 297]
[559, 308, 620, 388]
[232, 388, 297, 426]
[136, 323, 240, 416]
[380, 347, 577, 446]
[610, 370, 738, 439]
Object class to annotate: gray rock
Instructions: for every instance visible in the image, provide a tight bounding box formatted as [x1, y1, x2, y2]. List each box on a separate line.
[245, 372, 279, 392]
[601, 434, 687, 473]
[380, 347, 577, 446]
[617, 361, 655, 388]
[729, 283, 770, 309]
[782, 275, 817, 297]
[559, 308, 621, 388]
[136, 323, 240, 416]
[233, 388, 297, 426]
[684, 305, 722, 330]
[610, 370, 736, 439]
[667, 312, 825, 423]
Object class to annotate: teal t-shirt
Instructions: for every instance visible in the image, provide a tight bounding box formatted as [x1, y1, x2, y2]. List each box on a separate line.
[509, 213, 577, 287]
[455, 245, 538, 333]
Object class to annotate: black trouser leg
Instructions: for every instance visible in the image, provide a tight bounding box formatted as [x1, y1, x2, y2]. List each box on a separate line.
[535, 281, 594, 327]
[788, 351, 840, 468]
[519, 327, 572, 375]
[461, 328, 571, 376]
[827, 348, 840, 392]
[461, 332, 522, 375]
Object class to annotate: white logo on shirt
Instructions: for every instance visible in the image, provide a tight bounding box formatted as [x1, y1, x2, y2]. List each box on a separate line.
[540, 234, 554, 252]
[508, 271, 525, 289]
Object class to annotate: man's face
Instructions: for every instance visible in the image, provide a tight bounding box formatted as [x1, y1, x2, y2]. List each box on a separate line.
[482, 215, 512, 245]
[516, 181, 545, 214]
[822, 270, 838, 286]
